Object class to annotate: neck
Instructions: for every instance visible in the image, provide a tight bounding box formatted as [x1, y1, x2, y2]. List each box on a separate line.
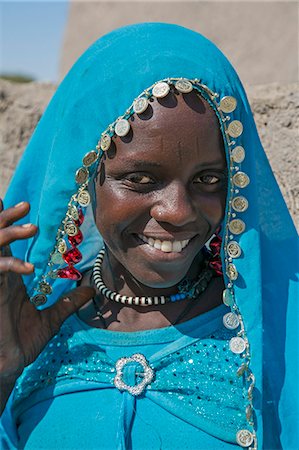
[101, 248, 205, 299]
[77, 247, 222, 332]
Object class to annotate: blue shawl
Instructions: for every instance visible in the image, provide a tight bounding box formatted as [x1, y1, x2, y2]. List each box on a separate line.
[4, 23, 298, 449]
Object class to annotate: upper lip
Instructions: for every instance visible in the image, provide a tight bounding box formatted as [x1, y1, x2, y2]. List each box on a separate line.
[135, 233, 198, 241]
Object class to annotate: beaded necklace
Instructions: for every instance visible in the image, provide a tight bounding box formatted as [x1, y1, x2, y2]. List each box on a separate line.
[92, 248, 214, 307]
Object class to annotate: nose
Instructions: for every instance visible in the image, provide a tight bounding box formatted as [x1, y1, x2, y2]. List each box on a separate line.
[150, 182, 197, 227]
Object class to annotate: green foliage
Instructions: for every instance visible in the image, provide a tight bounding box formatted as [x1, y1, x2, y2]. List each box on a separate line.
[0, 73, 35, 83]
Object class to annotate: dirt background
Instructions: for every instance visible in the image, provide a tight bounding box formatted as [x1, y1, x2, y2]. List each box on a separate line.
[61, 1, 298, 86]
[0, 80, 298, 228]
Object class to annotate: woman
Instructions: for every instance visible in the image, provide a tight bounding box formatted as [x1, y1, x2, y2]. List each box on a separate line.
[0, 23, 298, 449]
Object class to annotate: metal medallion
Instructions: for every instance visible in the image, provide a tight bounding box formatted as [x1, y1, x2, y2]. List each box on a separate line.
[133, 97, 149, 114]
[100, 133, 111, 151]
[77, 190, 91, 207]
[152, 82, 170, 98]
[232, 196, 248, 213]
[229, 336, 246, 354]
[219, 96, 237, 113]
[31, 294, 47, 307]
[175, 79, 193, 93]
[68, 205, 79, 221]
[226, 263, 238, 280]
[236, 429, 254, 447]
[223, 312, 240, 330]
[57, 238, 67, 254]
[233, 171, 250, 188]
[51, 252, 64, 265]
[75, 167, 89, 185]
[231, 145, 245, 163]
[115, 119, 130, 137]
[39, 281, 52, 295]
[227, 120, 243, 138]
[227, 241, 242, 258]
[64, 221, 78, 237]
[83, 150, 98, 167]
[222, 288, 234, 306]
[228, 219, 246, 235]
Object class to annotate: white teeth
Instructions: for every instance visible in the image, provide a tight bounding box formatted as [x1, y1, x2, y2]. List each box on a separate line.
[154, 239, 161, 250]
[148, 237, 155, 246]
[137, 234, 191, 253]
[161, 241, 172, 252]
[172, 241, 182, 253]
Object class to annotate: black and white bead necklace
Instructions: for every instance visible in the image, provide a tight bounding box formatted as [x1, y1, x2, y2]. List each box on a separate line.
[92, 248, 213, 307]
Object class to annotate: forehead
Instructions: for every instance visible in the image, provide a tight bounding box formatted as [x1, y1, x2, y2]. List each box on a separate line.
[106, 92, 225, 165]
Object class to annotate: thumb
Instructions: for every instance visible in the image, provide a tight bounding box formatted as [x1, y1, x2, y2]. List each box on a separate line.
[50, 286, 96, 327]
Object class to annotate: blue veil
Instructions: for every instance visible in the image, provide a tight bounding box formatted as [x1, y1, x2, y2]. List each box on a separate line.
[4, 23, 298, 448]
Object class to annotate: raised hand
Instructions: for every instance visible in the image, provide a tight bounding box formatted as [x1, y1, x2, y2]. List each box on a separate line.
[0, 200, 94, 414]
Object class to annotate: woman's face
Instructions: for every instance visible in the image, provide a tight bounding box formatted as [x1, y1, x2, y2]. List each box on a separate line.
[94, 91, 227, 288]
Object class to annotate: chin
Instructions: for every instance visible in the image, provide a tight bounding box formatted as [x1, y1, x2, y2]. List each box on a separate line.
[125, 258, 195, 290]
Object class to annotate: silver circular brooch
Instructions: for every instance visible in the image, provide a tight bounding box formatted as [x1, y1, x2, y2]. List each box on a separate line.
[113, 353, 154, 396]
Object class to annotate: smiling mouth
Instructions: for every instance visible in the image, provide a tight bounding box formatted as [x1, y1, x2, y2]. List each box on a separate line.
[137, 234, 193, 253]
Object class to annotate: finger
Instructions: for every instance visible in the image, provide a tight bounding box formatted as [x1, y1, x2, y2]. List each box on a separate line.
[48, 286, 96, 328]
[0, 224, 37, 247]
[0, 202, 31, 229]
[0, 198, 3, 213]
[0, 256, 34, 274]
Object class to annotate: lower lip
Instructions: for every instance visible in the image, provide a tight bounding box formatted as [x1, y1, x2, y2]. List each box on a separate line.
[132, 234, 199, 263]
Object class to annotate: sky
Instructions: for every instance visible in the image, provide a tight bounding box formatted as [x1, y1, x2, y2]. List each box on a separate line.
[0, 0, 69, 82]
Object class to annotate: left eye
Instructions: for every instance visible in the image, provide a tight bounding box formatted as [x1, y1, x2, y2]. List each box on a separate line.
[194, 175, 220, 184]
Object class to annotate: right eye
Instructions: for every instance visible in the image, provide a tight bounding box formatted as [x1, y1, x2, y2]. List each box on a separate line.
[125, 174, 155, 184]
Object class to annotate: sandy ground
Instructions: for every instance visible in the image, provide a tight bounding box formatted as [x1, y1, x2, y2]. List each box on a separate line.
[0, 80, 298, 228]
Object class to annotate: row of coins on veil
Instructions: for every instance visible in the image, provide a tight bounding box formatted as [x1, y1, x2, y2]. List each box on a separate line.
[218, 92, 256, 449]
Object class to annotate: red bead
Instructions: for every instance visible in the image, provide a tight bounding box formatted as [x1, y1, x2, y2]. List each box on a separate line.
[62, 247, 82, 264]
[209, 260, 223, 276]
[75, 208, 84, 226]
[56, 266, 82, 281]
[210, 236, 222, 254]
[68, 229, 83, 247]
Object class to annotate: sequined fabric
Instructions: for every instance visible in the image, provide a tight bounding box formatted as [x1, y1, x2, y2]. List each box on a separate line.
[13, 307, 249, 444]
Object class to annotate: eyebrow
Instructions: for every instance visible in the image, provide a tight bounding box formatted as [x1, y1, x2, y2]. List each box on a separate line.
[119, 158, 226, 170]
[121, 160, 162, 169]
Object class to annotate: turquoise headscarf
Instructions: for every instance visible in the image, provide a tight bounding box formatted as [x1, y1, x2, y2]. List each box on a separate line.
[5, 23, 298, 448]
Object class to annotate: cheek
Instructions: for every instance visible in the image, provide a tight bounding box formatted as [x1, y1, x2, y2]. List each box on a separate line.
[196, 192, 227, 226]
[94, 183, 148, 241]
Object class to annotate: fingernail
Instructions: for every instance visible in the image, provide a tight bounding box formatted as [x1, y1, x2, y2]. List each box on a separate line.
[15, 202, 25, 207]
[22, 223, 33, 228]
[24, 262, 34, 268]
